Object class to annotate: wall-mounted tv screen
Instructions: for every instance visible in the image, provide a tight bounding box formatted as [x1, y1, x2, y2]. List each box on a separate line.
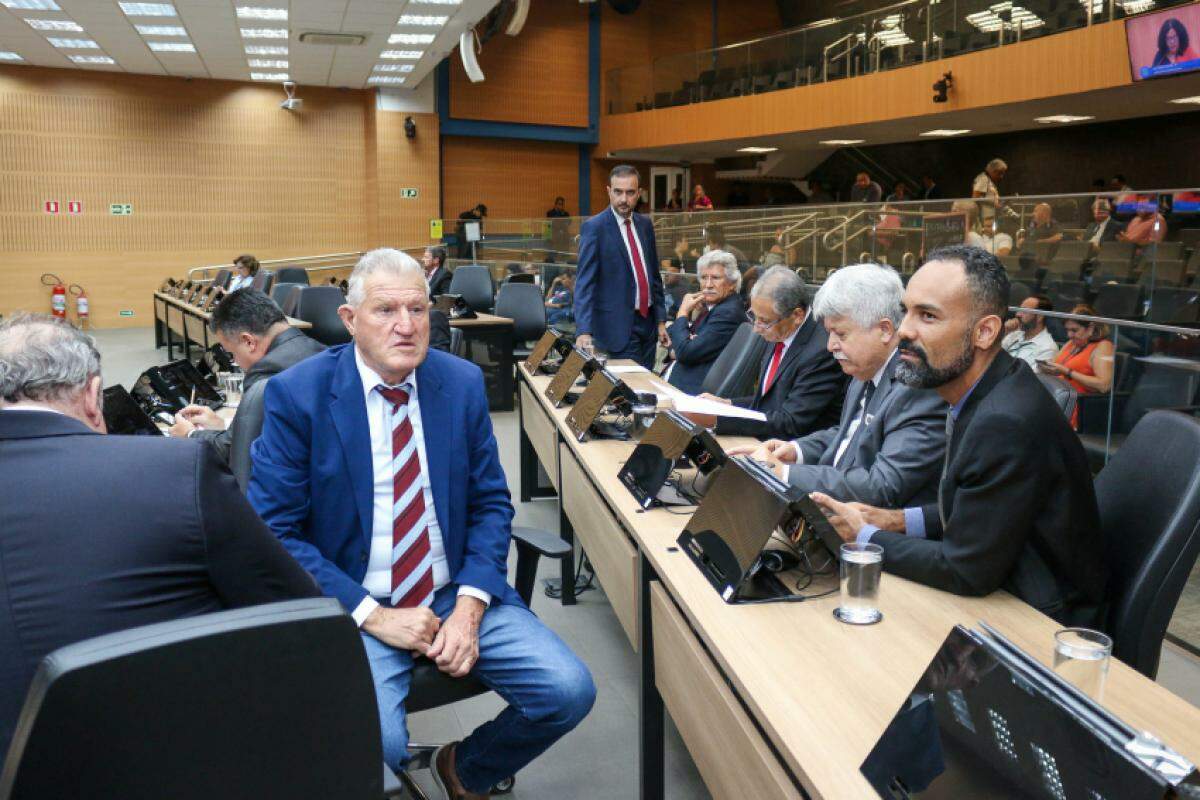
[1127, 4, 1200, 80]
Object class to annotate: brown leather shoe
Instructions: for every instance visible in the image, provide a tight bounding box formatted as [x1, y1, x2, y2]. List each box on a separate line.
[432, 741, 489, 799]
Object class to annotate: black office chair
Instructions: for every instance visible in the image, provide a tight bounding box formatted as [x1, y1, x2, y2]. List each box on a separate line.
[449, 327, 465, 358]
[212, 268, 232, 290]
[1096, 411, 1200, 679]
[0, 599, 381, 800]
[276, 267, 310, 286]
[385, 527, 571, 799]
[698, 322, 767, 398]
[250, 269, 274, 294]
[493, 282, 547, 361]
[1093, 283, 1143, 320]
[1035, 373, 1076, 421]
[448, 265, 496, 314]
[293, 286, 351, 346]
[270, 282, 305, 317]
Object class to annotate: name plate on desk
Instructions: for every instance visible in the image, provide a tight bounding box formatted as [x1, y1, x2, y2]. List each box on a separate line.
[619, 410, 726, 509]
[564, 369, 640, 442]
[201, 286, 224, 312]
[523, 329, 566, 375]
[544, 349, 593, 407]
[159, 278, 177, 294]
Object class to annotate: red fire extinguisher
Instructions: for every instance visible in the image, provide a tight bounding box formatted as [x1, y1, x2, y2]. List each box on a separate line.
[69, 284, 89, 327]
[42, 273, 66, 319]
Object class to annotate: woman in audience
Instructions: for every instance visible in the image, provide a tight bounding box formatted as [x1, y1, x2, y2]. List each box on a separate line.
[1040, 304, 1115, 428]
[689, 184, 714, 211]
[226, 254, 259, 292]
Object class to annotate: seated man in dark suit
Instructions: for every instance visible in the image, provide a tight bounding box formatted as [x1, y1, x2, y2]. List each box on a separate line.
[732, 262, 946, 508]
[663, 249, 745, 394]
[688, 265, 845, 440]
[0, 314, 318, 757]
[813, 245, 1109, 626]
[248, 248, 594, 798]
[423, 245, 453, 298]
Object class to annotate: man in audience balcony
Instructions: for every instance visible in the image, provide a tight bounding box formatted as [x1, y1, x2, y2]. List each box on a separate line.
[731, 262, 946, 509]
[812, 245, 1109, 627]
[1083, 198, 1122, 254]
[850, 171, 883, 204]
[249, 249, 595, 800]
[1001, 294, 1059, 369]
[972, 158, 1008, 225]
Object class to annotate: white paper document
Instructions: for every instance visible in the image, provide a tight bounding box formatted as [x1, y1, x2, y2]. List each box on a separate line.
[607, 365, 650, 374]
[667, 391, 767, 422]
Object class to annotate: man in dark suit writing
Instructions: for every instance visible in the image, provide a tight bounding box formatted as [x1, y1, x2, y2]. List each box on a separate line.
[813, 245, 1109, 626]
[0, 314, 318, 758]
[248, 249, 594, 798]
[573, 165, 668, 369]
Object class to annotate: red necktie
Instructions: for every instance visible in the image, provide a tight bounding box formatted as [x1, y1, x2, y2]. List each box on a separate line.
[624, 218, 650, 318]
[377, 385, 435, 609]
[762, 341, 785, 395]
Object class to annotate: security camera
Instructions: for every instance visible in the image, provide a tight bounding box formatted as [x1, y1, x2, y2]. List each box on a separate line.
[404, 116, 417, 139]
[280, 81, 303, 111]
[932, 71, 952, 103]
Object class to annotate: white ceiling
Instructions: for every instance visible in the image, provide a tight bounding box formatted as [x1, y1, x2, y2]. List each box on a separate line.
[0, 0, 500, 90]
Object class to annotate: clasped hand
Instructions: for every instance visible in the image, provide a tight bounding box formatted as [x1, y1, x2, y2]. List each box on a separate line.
[363, 596, 485, 678]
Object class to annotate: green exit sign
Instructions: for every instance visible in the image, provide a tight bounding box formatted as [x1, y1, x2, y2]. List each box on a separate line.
[400, 188, 419, 199]
[110, 203, 133, 215]
[119, 310, 134, 317]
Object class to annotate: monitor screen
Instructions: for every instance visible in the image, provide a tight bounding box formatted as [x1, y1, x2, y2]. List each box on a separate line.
[1126, 5, 1200, 80]
[102, 385, 163, 436]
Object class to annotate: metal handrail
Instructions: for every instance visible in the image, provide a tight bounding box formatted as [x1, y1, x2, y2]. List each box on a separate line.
[186, 251, 366, 281]
[1015, 307, 1200, 338]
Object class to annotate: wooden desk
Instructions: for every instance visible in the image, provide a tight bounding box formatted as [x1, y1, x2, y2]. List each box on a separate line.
[516, 364, 1200, 800]
[153, 291, 310, 361]
[451, 312, 515, 412]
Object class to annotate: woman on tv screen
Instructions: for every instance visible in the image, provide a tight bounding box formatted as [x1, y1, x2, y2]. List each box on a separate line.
[1153, 18, 1196, 66]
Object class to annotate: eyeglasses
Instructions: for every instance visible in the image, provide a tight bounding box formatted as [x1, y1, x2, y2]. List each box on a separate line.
[746, 311, 784, 330]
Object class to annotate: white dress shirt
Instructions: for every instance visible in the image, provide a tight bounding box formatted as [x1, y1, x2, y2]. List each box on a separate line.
[611, 206, 650, 313]
[227, 274, 253, 292]
[350, 348, 491, 627]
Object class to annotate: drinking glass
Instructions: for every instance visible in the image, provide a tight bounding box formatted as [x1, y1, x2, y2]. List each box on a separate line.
[834, 542, 883, 625]
[1053, 627, 1112, 701]
[221, 372, 244, 408]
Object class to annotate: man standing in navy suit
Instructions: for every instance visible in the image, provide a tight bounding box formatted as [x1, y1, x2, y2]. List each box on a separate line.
[574, 165, 668, 369]
[249, 249, 594, 799]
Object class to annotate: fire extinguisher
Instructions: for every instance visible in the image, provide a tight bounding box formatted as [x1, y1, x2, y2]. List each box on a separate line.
[69, 284, 89, 327]
[42, 273, 66, 319]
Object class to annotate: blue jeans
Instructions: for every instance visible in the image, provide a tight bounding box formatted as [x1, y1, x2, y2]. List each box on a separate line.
[361, 586, 595, 793]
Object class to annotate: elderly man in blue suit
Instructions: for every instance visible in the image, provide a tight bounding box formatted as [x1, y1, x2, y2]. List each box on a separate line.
[573, 164, 668, 369]
[249, 249, 594, 800]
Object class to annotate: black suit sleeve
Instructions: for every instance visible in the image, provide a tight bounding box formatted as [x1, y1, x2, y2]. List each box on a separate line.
[869, 411, 1045, 596]
[195, 441, 321, 605]
[429, 308, 452, 353]
[717, 348, 845, 439]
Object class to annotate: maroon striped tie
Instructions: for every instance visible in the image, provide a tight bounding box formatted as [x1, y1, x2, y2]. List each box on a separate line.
[377, 385, 435, 609]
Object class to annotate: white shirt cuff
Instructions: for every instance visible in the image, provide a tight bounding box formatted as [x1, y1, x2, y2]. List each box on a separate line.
[457, 585, 492, 607]
[351, 596, 380, 628]
[789, 441, 803, 464]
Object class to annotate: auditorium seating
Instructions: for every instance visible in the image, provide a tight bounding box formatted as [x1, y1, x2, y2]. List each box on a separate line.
[1037, 373, 1077, 421]
[698, 322, 768, 398]
[275, 267, 310, 286]
[448, 265, 496, 314]
[270, 282, 305, 317]
[211, 268, 232, 290]
[292, 286, 351, 346]
[493, 283, 547, 362]
[250, 269, 274, 294]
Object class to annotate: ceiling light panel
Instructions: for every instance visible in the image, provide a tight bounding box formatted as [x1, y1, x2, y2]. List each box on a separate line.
[147, 41, 194, 51]
[820, 139, 865, 145]
[368, 76, 406, 84]
[240, 28, 287, 38]
[244, 44, 287, 54]
[0, 51, 24, 60]
[389, 33, 435, 44]
[25, 19, 83, 31]
[135, 24, 185, 35]
[236, 7, 287, 20]
[374, 63, 414, 72]
[69, 54, 114, 63]
[381, 50, 423, 59]
[737, 146, 777, 153]
[119, 2, 177, 16]
[47, 37, 98, 48]
[247, 58, 287, 68]
[1170, 96, 1200, 104]
[397, 15, 448, 25]
[409, 0, 461, 4]
[1034, 114, 1094, 123]
[920, 129, 971, 136]
[250, 71, 287, 80]
[1, 0, 60, 8]
[966, 2, 1043, 32]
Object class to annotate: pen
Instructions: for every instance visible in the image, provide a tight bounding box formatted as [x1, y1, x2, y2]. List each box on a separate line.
[190, 386, 196, 406]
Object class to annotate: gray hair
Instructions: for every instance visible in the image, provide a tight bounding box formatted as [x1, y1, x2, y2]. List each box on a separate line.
[750, 265, 808, 316]
[0, 313, 102, 404]
[812, 262, 904, 330]
[346, 248, 425, 306]
[986, 158, 1007, 173]
[696, 250, 741, 290]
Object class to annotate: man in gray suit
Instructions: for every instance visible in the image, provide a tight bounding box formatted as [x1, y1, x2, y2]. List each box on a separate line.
[732, 263, 946, 508]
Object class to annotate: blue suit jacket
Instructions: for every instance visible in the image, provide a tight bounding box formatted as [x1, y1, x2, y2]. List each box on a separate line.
[665, 293, 745, 395]
[248, 344, 520, 612]
[573, 209, 666, 352]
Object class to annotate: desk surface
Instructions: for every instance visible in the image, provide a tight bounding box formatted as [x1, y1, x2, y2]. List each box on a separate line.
[155, 291, 311, 329]
[518, 363, 1200, 800]
[449, 311, 513, 328]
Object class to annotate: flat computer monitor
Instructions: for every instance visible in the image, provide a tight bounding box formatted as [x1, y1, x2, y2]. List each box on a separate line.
[102, 385, 164, 436]
[1127, 4, 1200, 81]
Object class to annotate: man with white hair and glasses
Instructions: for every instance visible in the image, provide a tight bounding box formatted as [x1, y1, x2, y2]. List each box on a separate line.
[730, 263, 946, 508]
[663, 249, 745, 395]
[248, 248, 594, 800]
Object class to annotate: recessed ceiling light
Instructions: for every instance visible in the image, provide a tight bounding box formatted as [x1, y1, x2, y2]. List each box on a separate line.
[47, 37, 98, 48]
[820, 138, 865, 145]
[135, 24, 186, 36]
[1169, 96, 1200, 104]
[236, 6, 287, 20]
[147, 41, 194, 51]
[244, 44, 287, 55]
[2, 0, 60, 9]
[0, 51, 24, 60]
[397, 14, 448, 25]
[736, 146, 777, 153]
[381, 50, 423, 59]
[368, 75, 407, 84]
[118, 2, 177, 16]
[247, 58, 287, 68]
[410, 0, 461, 4]
[69, 54, 114, 63]
[374, 63, 414, 72]
[241, 28, 287, 38]
[1034, 114, 1094, 123]
[389, 33, 435, 44]
[250, 71, 288, 80]
[920, 128, 971, 136]
[25, 19, 83, 31]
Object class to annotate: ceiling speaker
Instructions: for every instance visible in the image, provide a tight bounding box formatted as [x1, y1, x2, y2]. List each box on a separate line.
[459, 29, 484, 83]
[607, 0, 642, 13]
[505, 0, 530, 35]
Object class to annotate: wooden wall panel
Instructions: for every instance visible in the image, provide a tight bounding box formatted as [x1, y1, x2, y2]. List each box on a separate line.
[449, 0, 590, 127]
[373, 110, 441, 248]
[442, 136, 578, 221]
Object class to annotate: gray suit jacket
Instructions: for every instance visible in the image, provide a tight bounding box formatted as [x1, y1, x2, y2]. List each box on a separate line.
[786, 351, 946, 507]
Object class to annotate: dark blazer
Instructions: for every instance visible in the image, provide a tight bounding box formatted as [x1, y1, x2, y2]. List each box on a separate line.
[248, 345, 520, 612]
[0, 410, 319, 756]
[428, 266, 453, 298]
[429, 308, 452, 353]
[787, 351, 946, 508]
[665, 293, 745, 395]
[573, 208, 666, 352]
[716, 314, 846, 440]
[870, 351, 1109, 626]
[1083, 218, 1122, 246]
[193, 326, 326, 466]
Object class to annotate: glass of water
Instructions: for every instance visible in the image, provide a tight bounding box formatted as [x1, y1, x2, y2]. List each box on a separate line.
[1053, 628, 1112, 701]
[834, 542, 884, 625]
[221, 372, 244, 408]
